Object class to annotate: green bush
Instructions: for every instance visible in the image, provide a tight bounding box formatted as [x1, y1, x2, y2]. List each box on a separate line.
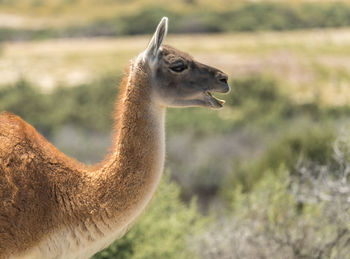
[228, 76, 282, 107]
[0, 79, 53, 134]
[92, 173, 204, 259]
[0, 27, 57, 42]
[223, 126, 335, 193]
[216, 138, 350, 258]
[224, 167, 349, 259]
[226, 75, 325, 128]
[50, 76, 118, 133]
[3, 2, 350, 41]
[0, 76, 118, 136]
[84, 2, 350, 36]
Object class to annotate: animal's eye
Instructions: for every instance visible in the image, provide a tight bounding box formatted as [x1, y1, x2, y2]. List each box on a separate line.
[170, 62, 187, 73]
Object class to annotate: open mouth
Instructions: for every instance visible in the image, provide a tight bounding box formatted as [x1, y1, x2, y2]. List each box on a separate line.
[205, 91, 226, 108]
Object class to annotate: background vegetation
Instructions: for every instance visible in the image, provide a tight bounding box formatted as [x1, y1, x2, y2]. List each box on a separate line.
[3, 1, 350, 41]
[1, 0, 350, 258]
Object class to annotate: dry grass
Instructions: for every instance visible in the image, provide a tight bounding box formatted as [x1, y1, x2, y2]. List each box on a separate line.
[2, 28, 350, 105]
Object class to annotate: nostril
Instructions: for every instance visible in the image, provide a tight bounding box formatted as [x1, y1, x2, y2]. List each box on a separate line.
[217, 73, 228, 84]
[219, 78, 228, 84]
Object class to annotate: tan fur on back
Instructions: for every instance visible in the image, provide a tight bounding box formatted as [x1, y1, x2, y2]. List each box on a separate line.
[0, 59, 166, 259]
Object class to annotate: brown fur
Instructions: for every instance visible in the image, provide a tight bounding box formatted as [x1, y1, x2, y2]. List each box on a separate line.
[0, 111, 88, 256]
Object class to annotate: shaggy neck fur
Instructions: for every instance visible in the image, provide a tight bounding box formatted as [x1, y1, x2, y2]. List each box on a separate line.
[92, 59, 166, 226]
[75, 59, 166, 258]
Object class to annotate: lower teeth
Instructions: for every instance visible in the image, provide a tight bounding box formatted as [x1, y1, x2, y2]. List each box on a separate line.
[207, 91, 225, 105]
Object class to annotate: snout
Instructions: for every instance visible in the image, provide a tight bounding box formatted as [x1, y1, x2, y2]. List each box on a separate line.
[214, 72, 230, 93]
[200, 72, 230, 109]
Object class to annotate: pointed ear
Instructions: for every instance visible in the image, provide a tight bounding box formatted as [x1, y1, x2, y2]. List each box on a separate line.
[145, 17, 168, 60]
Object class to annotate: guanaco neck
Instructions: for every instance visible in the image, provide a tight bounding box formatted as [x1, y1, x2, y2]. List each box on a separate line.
[90, 59, 166, 227]
[7, 60, 166, 259]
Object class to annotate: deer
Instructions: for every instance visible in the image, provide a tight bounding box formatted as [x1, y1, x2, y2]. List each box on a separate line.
[0, 17, 230, 259]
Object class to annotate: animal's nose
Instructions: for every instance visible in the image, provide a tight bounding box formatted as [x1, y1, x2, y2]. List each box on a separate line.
[215, 72, 230, 93]
[216, 72, 228, 85]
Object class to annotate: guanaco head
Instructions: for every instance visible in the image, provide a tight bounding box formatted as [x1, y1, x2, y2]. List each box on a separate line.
[142, 17, 230, 109]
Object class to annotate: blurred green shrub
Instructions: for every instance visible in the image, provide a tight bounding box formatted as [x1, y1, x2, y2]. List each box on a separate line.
[216, 167, 349, 259]
[196, 168, 325, 258]
[0, 76, 118, 136]
[0, 79, 53, 134]
[223, 126, 335, 195]
[211, 138, 350, 258]
[3, 2, 350, 41]
[92, 173, 203, 259]
[80, 2, 350, 36]
[227, 75, 325, 127]
[227, 75, 290, 126]
[167, 108, 235, 135]
[0, 27, 57, 42]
